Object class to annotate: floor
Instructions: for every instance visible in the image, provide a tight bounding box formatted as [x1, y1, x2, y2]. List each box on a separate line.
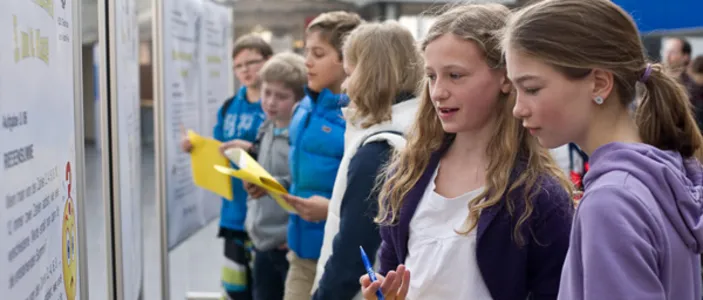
[84, 144, 223, 300]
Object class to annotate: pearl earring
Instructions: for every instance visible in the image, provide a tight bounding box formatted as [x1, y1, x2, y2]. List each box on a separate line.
[593, 96, 604, 105]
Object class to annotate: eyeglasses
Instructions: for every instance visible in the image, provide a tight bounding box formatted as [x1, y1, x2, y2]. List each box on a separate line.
[234, 59, 264, 71]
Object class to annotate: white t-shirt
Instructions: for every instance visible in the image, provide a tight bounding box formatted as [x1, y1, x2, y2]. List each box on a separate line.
[404, 166, 493, 300]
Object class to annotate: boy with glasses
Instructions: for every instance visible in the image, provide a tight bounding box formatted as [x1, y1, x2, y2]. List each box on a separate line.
[182, 34, 272, 300]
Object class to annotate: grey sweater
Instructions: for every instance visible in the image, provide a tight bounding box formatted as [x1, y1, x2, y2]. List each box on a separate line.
[244, 120, 291, 251]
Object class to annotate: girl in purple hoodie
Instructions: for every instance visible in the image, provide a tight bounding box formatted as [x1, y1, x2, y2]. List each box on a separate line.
[503, 0, 703, 299]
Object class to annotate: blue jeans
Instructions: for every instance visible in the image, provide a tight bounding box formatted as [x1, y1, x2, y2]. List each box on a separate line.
[253, 248, 289, 300]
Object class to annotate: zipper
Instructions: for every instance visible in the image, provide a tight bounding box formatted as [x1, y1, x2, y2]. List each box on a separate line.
[293, 107, 312, 255]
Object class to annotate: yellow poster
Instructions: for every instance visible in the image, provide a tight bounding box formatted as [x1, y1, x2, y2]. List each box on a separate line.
[215, 148, 297, 213]
[188, 130, 233, 200]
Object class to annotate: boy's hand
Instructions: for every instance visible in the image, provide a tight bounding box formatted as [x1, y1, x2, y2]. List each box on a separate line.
[244, 181, 267, 199]
[219, 139, 253, 156]
[360, 265, 411, 300]
[181, 137, 193, 153]
[180, 126, 193, 153]
[282, 194, 329, 222]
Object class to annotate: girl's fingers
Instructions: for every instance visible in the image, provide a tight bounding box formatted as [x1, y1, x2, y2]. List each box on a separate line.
[398, 269, 411, 298]
[362, 281, 382, 299]
[284, 195, 305, 208]
[386, 268, 404, 296]
[359, 274, 371, 287]
[380, 271, 397, 294]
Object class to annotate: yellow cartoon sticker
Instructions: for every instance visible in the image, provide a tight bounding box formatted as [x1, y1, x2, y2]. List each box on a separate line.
[62, 162, 77, 300]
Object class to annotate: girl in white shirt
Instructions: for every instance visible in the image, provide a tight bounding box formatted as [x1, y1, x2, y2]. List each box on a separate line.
[360, 4, 574, 300]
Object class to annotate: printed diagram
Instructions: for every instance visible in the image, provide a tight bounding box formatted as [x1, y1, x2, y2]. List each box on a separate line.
[62, 162, 77, 300]
[13, 15, 50, 64]
[31, 0, 54, 18]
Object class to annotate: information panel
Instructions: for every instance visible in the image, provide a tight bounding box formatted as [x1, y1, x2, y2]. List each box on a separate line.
[157, 0, 233, 249]
[114, 0, 142, 298]
[0, 0, 84, 299]
[98, 0, 143, 298]
[199, 0, 234, 228]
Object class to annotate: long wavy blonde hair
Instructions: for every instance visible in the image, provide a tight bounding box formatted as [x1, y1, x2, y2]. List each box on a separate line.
[376, 3, 572, 246]
[342, 21, 423, 128]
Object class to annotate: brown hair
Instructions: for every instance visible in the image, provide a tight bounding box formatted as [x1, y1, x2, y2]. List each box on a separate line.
[342, 21, 423, 128]
[258, 52, 307, 100]
[232, 34, 273, 60]
[377, 4, 572, 246]
[306, 11, 363, 60]
[504, 0, 703, 160]
[692, 56, 703, 75]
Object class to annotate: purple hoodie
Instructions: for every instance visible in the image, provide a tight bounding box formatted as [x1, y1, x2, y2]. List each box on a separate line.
[558, 142, 703, 300]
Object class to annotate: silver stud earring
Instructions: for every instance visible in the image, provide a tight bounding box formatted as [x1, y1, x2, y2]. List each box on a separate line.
[593, 96, 604, 105]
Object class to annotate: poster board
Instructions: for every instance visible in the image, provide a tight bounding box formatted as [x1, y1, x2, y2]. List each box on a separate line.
[0, 0, 88, 299]
[154, 0, 233, 251]
[153, 0, 233, 298]
[97, 0, 143, 298]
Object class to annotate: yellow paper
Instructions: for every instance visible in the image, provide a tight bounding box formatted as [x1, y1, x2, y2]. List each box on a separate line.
[214, 148, 297, 213]
[188, 130, 233, 200]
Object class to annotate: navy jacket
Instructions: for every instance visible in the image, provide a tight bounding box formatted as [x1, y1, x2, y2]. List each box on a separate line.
[378, 146, 574, 300]
[312, 141, 392, 300]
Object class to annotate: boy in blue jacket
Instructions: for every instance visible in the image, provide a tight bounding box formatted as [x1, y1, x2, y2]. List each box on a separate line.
[182, 34, 271, 300]
[278, 11, 362, 300]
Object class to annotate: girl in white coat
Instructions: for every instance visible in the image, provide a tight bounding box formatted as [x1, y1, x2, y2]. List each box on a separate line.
[310, 21, 424, 300]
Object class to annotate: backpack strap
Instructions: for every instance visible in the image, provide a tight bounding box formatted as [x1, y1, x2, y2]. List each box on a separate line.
[358, 130, 405, 150]
[220, 96, 235, 119]
[568, 143, 589, 171]
[248, 123, 267, 161]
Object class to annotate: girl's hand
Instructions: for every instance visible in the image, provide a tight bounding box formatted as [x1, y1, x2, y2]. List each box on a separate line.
[282, 194, 329, 222]
[360, 264, 411, 300]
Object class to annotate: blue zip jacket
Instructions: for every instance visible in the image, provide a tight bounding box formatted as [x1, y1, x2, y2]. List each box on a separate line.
[213, 86, 266, 232]
[288, 87, 347, 259]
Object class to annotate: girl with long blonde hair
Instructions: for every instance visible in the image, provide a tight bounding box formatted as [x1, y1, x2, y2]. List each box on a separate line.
[360, 4, 574, 300]
[311, 21, 424, 300]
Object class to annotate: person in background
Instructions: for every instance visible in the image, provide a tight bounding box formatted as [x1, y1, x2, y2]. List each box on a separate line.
[664, 37, 692, 80]
[241, 52, 307, 300]
[663, 37, 703, 129]
[689, 55, 703, 128]
[181, 34, 271, 300]
[311, 21, 423, 300]
[278, 11, 362, 300]
[503, 0, 703, 299]
[361, 4, 574, 300]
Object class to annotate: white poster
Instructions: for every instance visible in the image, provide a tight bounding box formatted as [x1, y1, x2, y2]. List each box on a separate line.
[0, 0, 81, 300]
[114, 0, 143, 298]
[199, 1, 233, 220]
[161, 0, 215, 249]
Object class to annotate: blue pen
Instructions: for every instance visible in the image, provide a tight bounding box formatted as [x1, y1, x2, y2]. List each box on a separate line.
[360, 246, 385, 300]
